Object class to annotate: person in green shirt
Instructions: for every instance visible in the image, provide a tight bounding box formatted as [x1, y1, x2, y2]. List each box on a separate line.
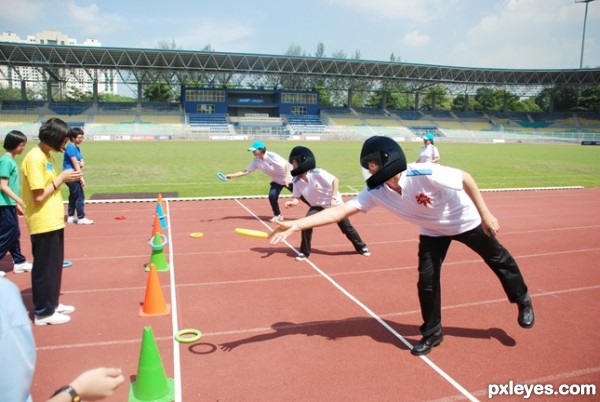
[0, 130, 32, 277]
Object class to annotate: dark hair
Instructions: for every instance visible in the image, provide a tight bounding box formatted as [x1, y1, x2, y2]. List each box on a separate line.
[3, 130, 28, 151]
[38, 118, 70, 152]
[68, 126, 84, 140]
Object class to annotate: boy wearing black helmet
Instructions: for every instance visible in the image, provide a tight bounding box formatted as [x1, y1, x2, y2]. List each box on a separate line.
[286, 146, 369, 261]
[270, 136, 534, 356]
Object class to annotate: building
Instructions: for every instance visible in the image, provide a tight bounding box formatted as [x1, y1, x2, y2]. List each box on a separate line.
[0, 30, 116, 99]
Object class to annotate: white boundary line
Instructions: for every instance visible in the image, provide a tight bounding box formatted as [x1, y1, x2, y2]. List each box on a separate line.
[35, 283, 600, 352]
[234, 199, 479, 402]
[164, 201, 183, 402]
[80, 186, 586, 204]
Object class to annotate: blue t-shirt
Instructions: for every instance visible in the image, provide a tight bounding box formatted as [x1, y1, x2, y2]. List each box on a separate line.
[63, 142, 82, 170]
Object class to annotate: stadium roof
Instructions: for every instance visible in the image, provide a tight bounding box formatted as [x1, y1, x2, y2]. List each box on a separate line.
[1, 42, 599, 93]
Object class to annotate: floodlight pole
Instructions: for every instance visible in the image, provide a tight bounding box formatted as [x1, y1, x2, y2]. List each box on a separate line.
[575, 0, 596, 109]
[576, 0, 596, 69]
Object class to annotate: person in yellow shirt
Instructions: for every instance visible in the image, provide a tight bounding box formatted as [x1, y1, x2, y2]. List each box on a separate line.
[21, 118, 83, 326]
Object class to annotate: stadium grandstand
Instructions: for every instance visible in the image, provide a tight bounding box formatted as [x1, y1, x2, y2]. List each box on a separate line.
[1, 42, 599, 144]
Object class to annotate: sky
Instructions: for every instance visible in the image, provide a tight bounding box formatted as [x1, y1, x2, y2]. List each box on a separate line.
[1, 0, 599, 70]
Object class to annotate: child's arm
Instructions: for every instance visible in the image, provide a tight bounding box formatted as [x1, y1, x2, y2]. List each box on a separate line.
[0, 177, 25, 211]
[462, 171, 499, 237]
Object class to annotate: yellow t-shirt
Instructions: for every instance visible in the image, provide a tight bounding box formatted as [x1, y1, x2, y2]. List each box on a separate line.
[21, 146, 65, 235]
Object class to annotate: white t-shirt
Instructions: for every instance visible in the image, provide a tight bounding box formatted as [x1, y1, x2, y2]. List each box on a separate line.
[348, 163, 481, 236]
[246, 151, 292, 185]
[292, 168, 340, 208]
[417, 144, 440, 163]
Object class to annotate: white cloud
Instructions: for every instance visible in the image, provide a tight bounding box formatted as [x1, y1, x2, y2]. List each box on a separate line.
[449, 0, 599, 68]
[0, 0, 44, 23]
[157, 20, 255, 53]
[65, 1, 125, 37]
[326, 0, 460, 22]
[401, 31, 430, 48]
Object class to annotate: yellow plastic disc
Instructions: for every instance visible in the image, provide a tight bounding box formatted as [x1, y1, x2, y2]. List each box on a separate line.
[189, 232, 204, 238]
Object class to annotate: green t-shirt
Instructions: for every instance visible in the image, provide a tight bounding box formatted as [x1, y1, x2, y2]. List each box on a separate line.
[0, 153, 19, 206]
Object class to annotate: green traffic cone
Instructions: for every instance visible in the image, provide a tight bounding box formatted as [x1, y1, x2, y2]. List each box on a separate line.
[129, 326, 175, 402]
[146, 232, 169, 272]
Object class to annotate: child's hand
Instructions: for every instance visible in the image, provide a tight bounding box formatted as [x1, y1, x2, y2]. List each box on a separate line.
[481, 212, 500, 237]
[269, 222, 300, 244]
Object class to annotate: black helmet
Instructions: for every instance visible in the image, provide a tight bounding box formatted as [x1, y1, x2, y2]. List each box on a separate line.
[360, 136, 407, 189]
[289, 146, 316, 177]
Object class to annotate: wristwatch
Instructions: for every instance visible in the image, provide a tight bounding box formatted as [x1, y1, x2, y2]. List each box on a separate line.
[52, 385, 81, 402]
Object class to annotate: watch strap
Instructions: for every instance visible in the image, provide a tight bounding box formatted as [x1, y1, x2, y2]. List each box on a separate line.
[52, 385, 81, 402]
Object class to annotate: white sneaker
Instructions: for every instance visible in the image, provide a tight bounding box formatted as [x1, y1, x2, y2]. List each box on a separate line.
[77, 217, 94, 225]
[295, 253, 307, 261]
[67, 216, 76, 223]
[34, 312, 71, 326]
[360, 247, 371, 257]
[270, 215, 283, 222]
[0, 271, 5, 277]
[13, 261, 33, 273]
[56, 303, 75, 314]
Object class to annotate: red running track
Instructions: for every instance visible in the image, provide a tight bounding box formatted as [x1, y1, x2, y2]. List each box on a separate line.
[4, 188, 599, 401]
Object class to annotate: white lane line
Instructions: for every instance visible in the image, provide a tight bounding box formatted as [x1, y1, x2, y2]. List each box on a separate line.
[235, 199, 479, 402]
[165, 200, 183, 402]
[35, 285, 600, 352]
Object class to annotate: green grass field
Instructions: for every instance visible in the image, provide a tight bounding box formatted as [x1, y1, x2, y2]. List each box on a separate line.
[30, 140, 600, 199]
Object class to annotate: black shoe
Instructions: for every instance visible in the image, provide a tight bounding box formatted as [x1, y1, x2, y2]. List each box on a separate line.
[517, 296, 535, 328]
[411, 330, 444, 356]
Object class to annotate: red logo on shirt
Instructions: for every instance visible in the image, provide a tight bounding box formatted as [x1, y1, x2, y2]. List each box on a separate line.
[415, 193, 432, 207]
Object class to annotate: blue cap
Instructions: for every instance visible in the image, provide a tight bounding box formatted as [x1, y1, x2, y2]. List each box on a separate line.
[248, 140, 266, 152]
[423, 133, 435, 142]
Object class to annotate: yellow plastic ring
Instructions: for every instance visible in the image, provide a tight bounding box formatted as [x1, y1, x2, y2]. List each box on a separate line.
[175, 328, 202, 343]
[189, 232, 204, 238]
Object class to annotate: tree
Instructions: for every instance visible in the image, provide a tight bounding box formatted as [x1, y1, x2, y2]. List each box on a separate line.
[315, 42, 326, 58]
[0, 86, 40, 101]
[420, 85, 451, 110]
[143, 82, 174, 102]
[157, 39, 180, 50]
[536, 87, 578, 112]
[451, 94, 477, 111]
[512, 97, 542, 113]
[473, 87, 500, 111]
[579, 85, 600, 112]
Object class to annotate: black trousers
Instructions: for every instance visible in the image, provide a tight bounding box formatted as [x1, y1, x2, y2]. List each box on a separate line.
[0, 206, 26, 264]
[417, 224, 529, 336]
[300, 206, 366, 257]
[31, 229, 64, 317]
[268, 182, 292, 216]
[66, 180, 86, 219]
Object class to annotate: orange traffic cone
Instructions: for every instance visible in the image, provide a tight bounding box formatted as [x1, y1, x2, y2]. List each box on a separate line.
[129, 326, 175, 402]
[157, 193, 165, 212]
[139, 263, 171, 317]
[150, 213, 162, 239]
